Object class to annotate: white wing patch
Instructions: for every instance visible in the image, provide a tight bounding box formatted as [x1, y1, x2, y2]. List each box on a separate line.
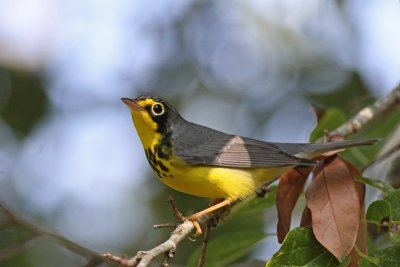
[213, 136, 252, 167]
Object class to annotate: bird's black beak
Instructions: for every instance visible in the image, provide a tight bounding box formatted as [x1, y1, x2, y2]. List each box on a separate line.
[121, 97, 145, 111]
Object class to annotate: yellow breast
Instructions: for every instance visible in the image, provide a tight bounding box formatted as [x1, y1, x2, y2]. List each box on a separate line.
[159, 158, 292, 201]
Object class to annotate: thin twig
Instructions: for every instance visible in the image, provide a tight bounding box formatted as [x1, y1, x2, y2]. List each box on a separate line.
[197, 222, 211, 267]
[167, 196, 185, 223]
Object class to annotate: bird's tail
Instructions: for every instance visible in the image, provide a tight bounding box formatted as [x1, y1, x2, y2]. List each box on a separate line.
[274, 139, 379, 160]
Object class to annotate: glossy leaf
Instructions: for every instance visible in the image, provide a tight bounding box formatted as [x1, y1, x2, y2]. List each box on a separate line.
[384, 189, 400, 223]
[266, 227, 350, 267]
[366, 200, 391, 225]
[365, 189, 400, 224]
[366, 189, 400, 242]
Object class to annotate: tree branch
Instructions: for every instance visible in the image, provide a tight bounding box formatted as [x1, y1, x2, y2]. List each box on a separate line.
[103, 203, 232, 267]
[321, 83, 400, 139]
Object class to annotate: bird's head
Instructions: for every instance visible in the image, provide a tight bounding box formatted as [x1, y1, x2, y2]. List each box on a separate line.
[121, 96, 180, 146]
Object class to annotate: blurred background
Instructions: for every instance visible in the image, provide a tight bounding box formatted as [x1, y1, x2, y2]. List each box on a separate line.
[0, 0, 399, 266]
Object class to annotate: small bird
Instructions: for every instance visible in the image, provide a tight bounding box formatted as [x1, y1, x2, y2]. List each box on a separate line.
[122, 96, 376, 235]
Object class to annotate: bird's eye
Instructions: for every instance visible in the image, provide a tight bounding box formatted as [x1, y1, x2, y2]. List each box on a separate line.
[152, 103, 164, 116]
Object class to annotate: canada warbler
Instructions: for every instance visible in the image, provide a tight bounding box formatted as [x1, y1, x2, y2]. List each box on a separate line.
[122, 96, 376, 235]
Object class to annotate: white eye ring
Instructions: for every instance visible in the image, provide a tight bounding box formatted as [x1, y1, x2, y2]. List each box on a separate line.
[151, 103, 165, 116]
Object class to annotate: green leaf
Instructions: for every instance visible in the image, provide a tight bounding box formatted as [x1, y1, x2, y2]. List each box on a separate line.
[366, 200, 391, 225]
[187, 231, 266, 267]
[309, 108, 347, 142]
[366, 189, 400, 239]
[359, 247, 400, 267]
[265, 227, 350, 267]
[355, 176, 395, 195]
[384, 189, 400, 223]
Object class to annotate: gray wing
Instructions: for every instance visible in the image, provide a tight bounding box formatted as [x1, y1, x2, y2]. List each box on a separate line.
[171, 122, 315, 168]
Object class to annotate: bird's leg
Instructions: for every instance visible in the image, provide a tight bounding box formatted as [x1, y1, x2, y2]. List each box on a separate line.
[209, 198, 225, 206]
[188, 199, 232, 236]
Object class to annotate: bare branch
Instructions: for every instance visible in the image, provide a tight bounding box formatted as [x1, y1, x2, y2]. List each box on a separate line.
[167, 196, 185, 223]
[104, 219, 194, 267]
[104, 181, 275, 267]
[321, 83, 400, 140]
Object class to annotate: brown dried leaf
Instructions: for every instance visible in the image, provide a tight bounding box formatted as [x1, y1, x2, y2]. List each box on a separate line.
[306, 156, 364, 262]
[300, 206, 312, 228]
[276, 167, 311, 243]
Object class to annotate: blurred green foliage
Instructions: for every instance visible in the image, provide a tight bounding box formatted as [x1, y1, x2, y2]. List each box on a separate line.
[0, 69, 48, 137]
[308, 73, 373, 112]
